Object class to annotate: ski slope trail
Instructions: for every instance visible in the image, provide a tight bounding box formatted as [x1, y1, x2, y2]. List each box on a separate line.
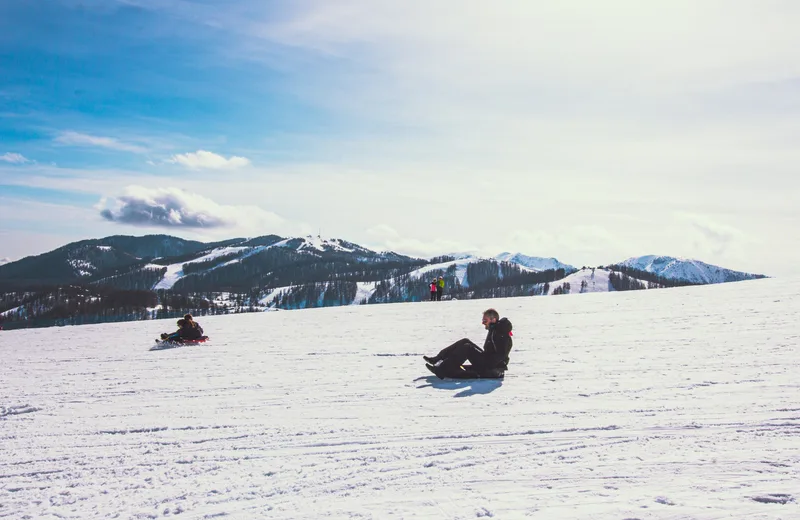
[1, 278, 798, 518]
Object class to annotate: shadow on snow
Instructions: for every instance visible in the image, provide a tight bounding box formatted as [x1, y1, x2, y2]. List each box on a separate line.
[414, 376, 503, 398]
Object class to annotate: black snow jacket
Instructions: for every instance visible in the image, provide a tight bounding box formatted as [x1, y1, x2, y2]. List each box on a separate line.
[482, 317, 513, 371]
[181, 322, 204, 340]
[193, 322, 204, 336]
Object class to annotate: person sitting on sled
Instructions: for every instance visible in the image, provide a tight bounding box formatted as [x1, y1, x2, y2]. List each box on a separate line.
[423, 308, 513, 379]
[160, 319, 193, 342]
[182, 313, 204, 339]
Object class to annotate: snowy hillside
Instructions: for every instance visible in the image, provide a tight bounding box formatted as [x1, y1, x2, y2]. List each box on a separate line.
[409, 253, 572, 288]
[153, 245, 254, 290]
[1, 277, 798, 518]
[495, 252, 575, 272]
[148, 244, 577, 295]
[150, 235, 399, 290]
[544, 267, 652, 294]
[407, 256, 485, 287]
[255, 256, 488, 308]
[616, 255, 766, 284]
[0, 234, 412, 292]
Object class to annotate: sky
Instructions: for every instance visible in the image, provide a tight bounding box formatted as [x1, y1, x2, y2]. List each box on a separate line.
[1, 1, 799, 275]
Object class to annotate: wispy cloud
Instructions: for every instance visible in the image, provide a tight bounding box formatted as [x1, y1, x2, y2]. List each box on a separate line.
[674, 212, 745, 258]
[0, 152, 30, 164]
[2, 1, 799, 276]
[55, 131, 148, 153]
[167, 150, 251, 170]
[98, 185, 280, 229]
[365, 224, 474, 258]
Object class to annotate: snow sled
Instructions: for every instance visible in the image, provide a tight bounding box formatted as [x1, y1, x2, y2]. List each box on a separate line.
[426, 363, 505, 380]
[150, 336, 209, 351]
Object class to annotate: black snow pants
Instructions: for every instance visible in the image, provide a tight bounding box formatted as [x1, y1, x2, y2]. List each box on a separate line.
[435, 338, 487, 373]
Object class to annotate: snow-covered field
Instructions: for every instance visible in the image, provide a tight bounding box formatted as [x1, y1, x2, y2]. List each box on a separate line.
[1, 277, 798, 519]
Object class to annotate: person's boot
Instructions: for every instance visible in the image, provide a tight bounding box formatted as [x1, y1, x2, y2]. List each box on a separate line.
[423, 355, 439, 364]
[426, 363, 445, 379]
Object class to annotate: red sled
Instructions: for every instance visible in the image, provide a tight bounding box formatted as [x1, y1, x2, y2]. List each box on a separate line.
[151, 336, 210, 350]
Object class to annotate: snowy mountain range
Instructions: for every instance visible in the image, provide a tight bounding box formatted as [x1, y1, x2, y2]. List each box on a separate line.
[0, 235, 765, 291]
[614, 255, 765, 285]
[494, 252, 575, 272]
[0, 234, 767, 329]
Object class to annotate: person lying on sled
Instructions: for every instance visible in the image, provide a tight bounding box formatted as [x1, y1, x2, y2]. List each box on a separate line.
[423, 308, 513, 379]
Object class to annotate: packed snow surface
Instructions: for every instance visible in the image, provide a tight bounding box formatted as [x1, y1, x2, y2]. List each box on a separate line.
[1, 278, 799, 519]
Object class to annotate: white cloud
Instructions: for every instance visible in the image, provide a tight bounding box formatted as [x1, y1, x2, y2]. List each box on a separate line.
[481, 226, 625, 269]
[5, 3, 800, 276]
[365, 224, 400, 240]
[99, 185, 282, 229]
[0, 152, 30, 164]
[365, 224, 476, 258]
[55, 131, 148, 153]
[167, 150, 251, 170]
[671, 212, 748, 259]
[239, 2, 800, 126]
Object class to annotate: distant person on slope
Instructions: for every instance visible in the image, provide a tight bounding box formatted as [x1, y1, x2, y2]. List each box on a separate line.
[182, 313, 205, 339]
[423, 308, 513, 379]
[436, 276, 444, 301]
[429, 280, 438, 301]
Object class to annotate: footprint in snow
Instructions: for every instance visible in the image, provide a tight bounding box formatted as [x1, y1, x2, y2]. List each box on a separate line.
[0, 404, 41, 417]
[751, 493, 794, 504]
